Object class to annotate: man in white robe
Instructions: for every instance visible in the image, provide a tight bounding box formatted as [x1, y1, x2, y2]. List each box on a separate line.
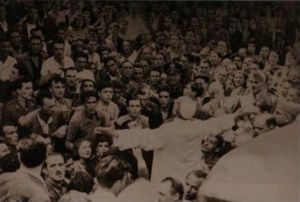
[100, 96, 244, 185]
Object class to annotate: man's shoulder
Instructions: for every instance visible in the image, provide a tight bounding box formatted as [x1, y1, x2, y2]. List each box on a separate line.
[116, 114, 131, 125]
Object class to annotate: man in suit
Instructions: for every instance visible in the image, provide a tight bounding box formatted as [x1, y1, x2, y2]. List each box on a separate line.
[20, 90, 67, 152]
[2, 77, 36, 125]
[17, 36, 48, 87]
[0, 138, 50, 202]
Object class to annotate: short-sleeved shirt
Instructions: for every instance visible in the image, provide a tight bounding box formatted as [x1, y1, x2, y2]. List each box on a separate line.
[66, 107, 107, 143]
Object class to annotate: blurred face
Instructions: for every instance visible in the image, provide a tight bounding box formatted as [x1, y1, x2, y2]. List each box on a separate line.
[76, 57, 88, 70]
[0, 143, 9, 158]
[50, 81, 65, 99]
[9, 67, 19, 81]
[227, 63, 237, 74]
[121, 62, 133, 78]
[74, 17, 84, 28]
[78, 141, 92, 159]
[53, 43, 65, 60]
[238, 48, 247, 58]
[150, 71, 160, 85]
[233, 73, 245, 87]
[154, 54, 165, 65]
[201, 135, 218, 153]
[287, 70, 300, 85]
[96, 142, 110, 157]
[217, 70, 227, 84]
[142, 48, 152, 60]
[268, 52, 279, 66]
[9, 31, 21, 46]
[157, 181, 177, 202]
[184, 174, 203, 201]
[3, 126, 18, 146]
[247, 76, 264, 94]
[88, 40, 98, 52]
[248, 43, 256, 54]
[137, 94, 149, 108]
[217, 41, 227, 54]
[82, 80, 95, 92]
[42, 98, 55, 117]
[159, 91, 170, 108]
[128, 100, 141, 118]
[84, 96, 97, 114]
[161, 73, 168, 84]
[199, 62, 210, 75]
[65, 158, 75, 178]
[100, 87, 113, 102]
[279, 81, 291, 97]
[27, 8, 38, 22]
[134, 67, 144, 81]
[209, 52, 221, 66]
[65, 70, 78, 87]
[30, 38, 42, 54]
[170, 35, 179, 48]
[0, 41, 10, 57]
[106, 60, 117, 73]
[123, 41, 131, 53]
[57, 29, 66, 41]
[259, 47, 270, 58]
[286, 89, 300, 103]
[17, 82, 33, 100]
[46, 155, 65, 182]
[233, 56, 242, 68]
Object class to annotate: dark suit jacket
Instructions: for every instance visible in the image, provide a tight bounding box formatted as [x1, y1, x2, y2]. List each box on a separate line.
[2, 98, 36, 125]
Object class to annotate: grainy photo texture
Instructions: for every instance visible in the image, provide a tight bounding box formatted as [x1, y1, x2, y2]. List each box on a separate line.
[0, 1, 299, 202]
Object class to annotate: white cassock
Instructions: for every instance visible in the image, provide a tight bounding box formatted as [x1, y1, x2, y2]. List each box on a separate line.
[114, 114, 235, 185]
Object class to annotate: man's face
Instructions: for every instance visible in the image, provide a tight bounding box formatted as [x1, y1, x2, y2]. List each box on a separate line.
[268, 52, 279, 65]
[53, 43, 65, 60]
[65, 70, 78, 87]
[159, 91, 170, 108]
[233, 56, 242, 68]
[106, 60, 117, 73]
[154, 54, 165, 65]
[170, 35, 179, 47]
[259, 47, 269, 58]
[57, 29, 66, 41]
[194, 78, 208, 91]
[134, 67, 144, 81]
[9, 67, 20, 81]
[100, 87, 113, 102]
[46, 155, 65, 182]
[3, 125, 19, 146]
[0, 143, 9, 158]
[82, 80, 95, 92]
[217, 41, 227, 54]
[84, 96, 97, 114]
[233, 73, 245, 87]
[30, 39, 42, 54]
[128, 100, 141, 118]
[96, 142, 110, 157]
[209, 52, 220, 66]
[137, 94, 149, 108]
[76, 57, 88, 70]
[247, 75, 265, 94]
[50, 81, 65, 99]
[27, 8, 38, 22]
[42, 98, 55, 117]
[121, 62, 133, 78]
[17, 82, 33, 100]
[199, 62, 210, 75]
[150, 71, 160, 85]
[9, 32, 21, 46]
[184, 174, 204, 201]
[248, 43, 256, 54]
[65, 158, 75, 178]
[157, 180, 177, 202]
[0, 41, 10, 57]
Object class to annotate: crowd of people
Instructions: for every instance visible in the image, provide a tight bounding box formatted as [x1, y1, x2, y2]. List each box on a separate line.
[0, 1, 299, 202]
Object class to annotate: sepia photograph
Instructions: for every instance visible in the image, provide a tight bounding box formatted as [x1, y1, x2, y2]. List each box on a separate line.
[0, 0, 299, 202]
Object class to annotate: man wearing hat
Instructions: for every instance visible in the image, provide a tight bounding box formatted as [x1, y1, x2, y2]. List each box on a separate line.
[166, 63, 184, 98]
[98, 96, 247, 185]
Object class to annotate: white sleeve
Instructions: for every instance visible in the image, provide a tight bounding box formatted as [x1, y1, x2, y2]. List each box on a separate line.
[114, 128, 165, 151]
[197, 114, 235, 138]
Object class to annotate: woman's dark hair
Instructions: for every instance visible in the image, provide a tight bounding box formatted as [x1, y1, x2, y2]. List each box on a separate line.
[95, 155, 132, 189]
[0, 151, 20, 173]
[69, 171, 94, 194]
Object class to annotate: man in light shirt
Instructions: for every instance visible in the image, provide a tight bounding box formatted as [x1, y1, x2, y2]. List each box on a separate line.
[40, 39, 74, 86]
[0, 36, 17, 81]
